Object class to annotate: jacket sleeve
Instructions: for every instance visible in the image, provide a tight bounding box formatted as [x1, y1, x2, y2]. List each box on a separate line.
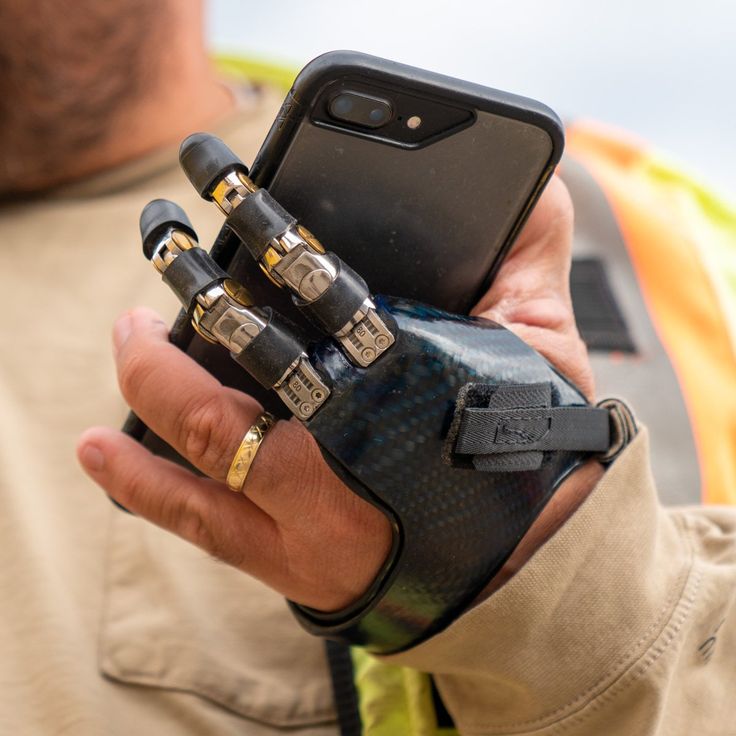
[381, 428, 736, 735]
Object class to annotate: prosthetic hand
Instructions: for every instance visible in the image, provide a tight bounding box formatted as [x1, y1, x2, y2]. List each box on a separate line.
[131, 134, 622, 654]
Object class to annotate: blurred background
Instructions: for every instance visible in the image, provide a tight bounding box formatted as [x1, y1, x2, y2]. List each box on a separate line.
[208, 0, 736, 199]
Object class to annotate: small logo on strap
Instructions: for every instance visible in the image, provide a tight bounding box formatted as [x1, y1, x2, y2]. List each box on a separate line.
[494, 418, 549, 445]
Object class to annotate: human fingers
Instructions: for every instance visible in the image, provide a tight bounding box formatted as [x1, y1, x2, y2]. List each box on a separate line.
[112, 306, 342, 522]
[76, 426, 285, 578]
[113, 306, 263, 482]
[113, 305, 393, 566]
[78, 422, 391, 610]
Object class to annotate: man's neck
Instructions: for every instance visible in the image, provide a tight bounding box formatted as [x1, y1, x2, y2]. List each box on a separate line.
[80, 76, 235, 184]
[4, 1, 236, 196]
[48, 63, 235, 192]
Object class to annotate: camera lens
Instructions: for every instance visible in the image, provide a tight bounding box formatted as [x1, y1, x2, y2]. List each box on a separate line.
[330, 95, 354, 117]
[368, 106, 390, 125]
[328, 91, 393, 129]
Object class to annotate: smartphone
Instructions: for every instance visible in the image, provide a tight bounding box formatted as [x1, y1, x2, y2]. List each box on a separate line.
[125, 50, 564, 456]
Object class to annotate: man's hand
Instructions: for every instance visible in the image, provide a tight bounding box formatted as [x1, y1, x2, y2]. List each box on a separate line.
[78, 175, 599, 612]
[473, 175, 594, 401]
[78, 319, 393, 612]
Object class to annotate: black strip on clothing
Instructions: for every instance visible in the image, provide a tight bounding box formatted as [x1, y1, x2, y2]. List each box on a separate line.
[325, 640, 363, 736]
[430, 676, 456, 729]
[570, 257, 637, 353]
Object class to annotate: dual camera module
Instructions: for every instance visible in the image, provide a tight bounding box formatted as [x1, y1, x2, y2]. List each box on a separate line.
[318, 86, 472, 146]
[328, 91, 421, 130]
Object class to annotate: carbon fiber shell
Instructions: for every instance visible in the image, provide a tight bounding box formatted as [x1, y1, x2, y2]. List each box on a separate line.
[291, 296, 588, 654]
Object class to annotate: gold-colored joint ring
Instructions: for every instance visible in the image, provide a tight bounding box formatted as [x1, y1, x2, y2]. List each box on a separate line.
[226, 412, 277, 492]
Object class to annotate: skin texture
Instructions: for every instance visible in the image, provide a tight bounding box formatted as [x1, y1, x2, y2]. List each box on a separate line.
[77, 176, 604, 612]
[0, 0, 231, 198]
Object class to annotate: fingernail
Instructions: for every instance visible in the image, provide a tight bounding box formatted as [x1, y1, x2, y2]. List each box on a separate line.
[79, 443, 105, 473]
[112, 313, 133, 356]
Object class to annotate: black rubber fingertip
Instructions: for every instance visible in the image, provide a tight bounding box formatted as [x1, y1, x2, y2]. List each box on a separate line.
[140, 199, 197, 260]
[179, 133, 249, 198]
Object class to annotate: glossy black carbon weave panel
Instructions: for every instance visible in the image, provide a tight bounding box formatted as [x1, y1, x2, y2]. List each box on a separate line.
[296, 297, 587, 653]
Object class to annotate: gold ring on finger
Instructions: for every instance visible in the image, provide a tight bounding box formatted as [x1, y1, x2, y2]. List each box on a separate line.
[226, 412, 276, 493]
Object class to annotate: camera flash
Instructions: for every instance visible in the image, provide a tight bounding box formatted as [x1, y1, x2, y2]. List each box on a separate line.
[407, 115, 422, 130]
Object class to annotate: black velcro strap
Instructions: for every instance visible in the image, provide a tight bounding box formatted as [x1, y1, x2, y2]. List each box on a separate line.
[457, 405, 610, 454]
[570, 258, 636, 353]
[453, 382, 610, 472]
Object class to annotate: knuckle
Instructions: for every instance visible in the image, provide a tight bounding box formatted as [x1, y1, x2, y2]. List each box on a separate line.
[178, 498, 243, 568]
[115, 464, 147, 509]
[117, 350, 153, 404]
[177, 394, 233, 475]
[177, 495, 214, 550]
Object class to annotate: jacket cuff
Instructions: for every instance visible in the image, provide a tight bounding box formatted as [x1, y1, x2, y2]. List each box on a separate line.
[380, 428, 693, 733]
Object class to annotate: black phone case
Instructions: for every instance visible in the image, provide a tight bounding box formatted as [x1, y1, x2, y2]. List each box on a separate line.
[124, 51, 564, 456]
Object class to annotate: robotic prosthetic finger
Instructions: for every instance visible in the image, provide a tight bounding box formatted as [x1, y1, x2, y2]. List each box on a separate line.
[140, 201, 329, 419]
[139, 148, 626, 654]
[178, 133, 395, 369]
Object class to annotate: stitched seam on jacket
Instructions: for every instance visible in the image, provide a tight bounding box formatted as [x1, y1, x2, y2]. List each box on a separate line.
[98, 668, 339, 727]
[98, 513, 337, 728]
[462, 512, 696, 734]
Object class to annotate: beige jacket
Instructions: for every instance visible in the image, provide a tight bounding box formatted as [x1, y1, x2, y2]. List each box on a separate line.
[0, 89, 733, 735]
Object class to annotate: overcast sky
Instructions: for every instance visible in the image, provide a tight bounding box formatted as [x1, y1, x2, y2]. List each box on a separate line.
[209, 0, 736, 199]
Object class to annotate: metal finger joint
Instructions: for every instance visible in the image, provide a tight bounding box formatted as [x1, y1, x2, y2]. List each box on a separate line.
[274, 357, 331, 419]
